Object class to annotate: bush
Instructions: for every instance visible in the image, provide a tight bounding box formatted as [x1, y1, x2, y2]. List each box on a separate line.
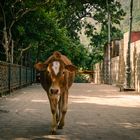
[74, 74, 89, 83]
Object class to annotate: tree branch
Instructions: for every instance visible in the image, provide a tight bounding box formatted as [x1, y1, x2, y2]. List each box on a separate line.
[0, 2, 6, 29]
[19, 44, 32, 52]
[9, 0, 50, 36]
[17, 44, 32, 63]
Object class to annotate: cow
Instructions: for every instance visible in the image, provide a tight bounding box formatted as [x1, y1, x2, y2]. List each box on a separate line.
[34, 51, 77, 134]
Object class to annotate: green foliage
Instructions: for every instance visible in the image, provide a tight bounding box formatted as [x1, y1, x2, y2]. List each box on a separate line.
[17, 25, 25, 36]
[0, 0, 125, 70]
[75, 74, 89, 83]
[118, 0, 140, 32]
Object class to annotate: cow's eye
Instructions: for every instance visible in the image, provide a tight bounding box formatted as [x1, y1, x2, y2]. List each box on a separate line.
[46, 70, 50, 74]
[62, 71, 65, 75]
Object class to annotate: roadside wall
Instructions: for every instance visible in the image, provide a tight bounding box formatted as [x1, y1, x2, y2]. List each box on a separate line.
[0, 61, 35, 95]
[94, 32, 140, 93]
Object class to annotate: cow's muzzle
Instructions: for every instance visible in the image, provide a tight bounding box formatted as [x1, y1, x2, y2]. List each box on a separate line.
[49, 88, 60, 95]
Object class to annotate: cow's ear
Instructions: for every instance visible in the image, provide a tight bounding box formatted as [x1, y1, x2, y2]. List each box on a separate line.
[65, 64, 77, 72]
[34, 62, 46, 71]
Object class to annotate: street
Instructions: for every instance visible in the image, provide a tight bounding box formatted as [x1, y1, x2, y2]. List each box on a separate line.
[0, 83, 140, 140]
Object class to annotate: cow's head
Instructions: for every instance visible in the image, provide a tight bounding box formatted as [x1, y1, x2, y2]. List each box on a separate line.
[34, 51, 77, 96]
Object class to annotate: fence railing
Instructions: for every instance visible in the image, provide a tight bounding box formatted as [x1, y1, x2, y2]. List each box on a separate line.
[0, 61, 35, 95]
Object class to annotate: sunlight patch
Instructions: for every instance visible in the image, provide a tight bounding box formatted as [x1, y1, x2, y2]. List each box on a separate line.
[32, 135, 69, 140]
[70, 95, 140, 107]
[31, 99, 48, 103]
[118, 122, 140, 129]
[24, 108, 38, 112]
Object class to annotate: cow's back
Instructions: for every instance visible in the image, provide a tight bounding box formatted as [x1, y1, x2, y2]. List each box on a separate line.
[61, 54, 75, 89]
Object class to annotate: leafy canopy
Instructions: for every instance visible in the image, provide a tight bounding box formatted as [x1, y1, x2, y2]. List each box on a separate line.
[0, 0, 125, 69]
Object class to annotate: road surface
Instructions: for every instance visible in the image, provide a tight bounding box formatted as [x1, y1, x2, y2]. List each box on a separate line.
[0, 83, 140, 140]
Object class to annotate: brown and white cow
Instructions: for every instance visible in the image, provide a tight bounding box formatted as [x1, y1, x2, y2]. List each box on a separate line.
[34, 51, 77, 134]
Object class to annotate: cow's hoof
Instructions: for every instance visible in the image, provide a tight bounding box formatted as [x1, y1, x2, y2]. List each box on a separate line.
[50, 130, 56, 135]
[58, 125, 63, 129]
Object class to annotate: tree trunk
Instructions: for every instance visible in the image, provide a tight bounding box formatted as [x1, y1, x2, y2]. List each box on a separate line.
[36, 43, 41, 63]
[11, 40, 14, 64]
[3, 27, 10, 62]
[106, 0, 111, 84]
[125, 0, 133, 88]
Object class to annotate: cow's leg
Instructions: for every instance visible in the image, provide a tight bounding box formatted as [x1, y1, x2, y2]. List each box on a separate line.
[58, 92, 68, 129]
[56, 109, 59, 123]
[49, 98, 58, 134]
[58, 96, 62, 123]
[51, 112, 57, 134]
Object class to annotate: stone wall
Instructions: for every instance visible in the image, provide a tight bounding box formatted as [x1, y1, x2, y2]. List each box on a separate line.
[94, 62, 103, 84]
[132, 40, 140, 92]
[111, 56, 119, 85]
[94, 32, 140, 93]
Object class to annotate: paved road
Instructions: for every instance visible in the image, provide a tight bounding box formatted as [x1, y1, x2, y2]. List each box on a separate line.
[0, 83, 140, 140]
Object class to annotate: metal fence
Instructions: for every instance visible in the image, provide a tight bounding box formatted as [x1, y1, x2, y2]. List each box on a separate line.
[0, 61, 35, 95]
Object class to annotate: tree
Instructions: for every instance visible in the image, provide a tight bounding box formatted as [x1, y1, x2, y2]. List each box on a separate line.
[0, 0, 51, 63]
[83, 0, 125, 73]
[0, 0, 125, 71]
[125, 0, 133, 89]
